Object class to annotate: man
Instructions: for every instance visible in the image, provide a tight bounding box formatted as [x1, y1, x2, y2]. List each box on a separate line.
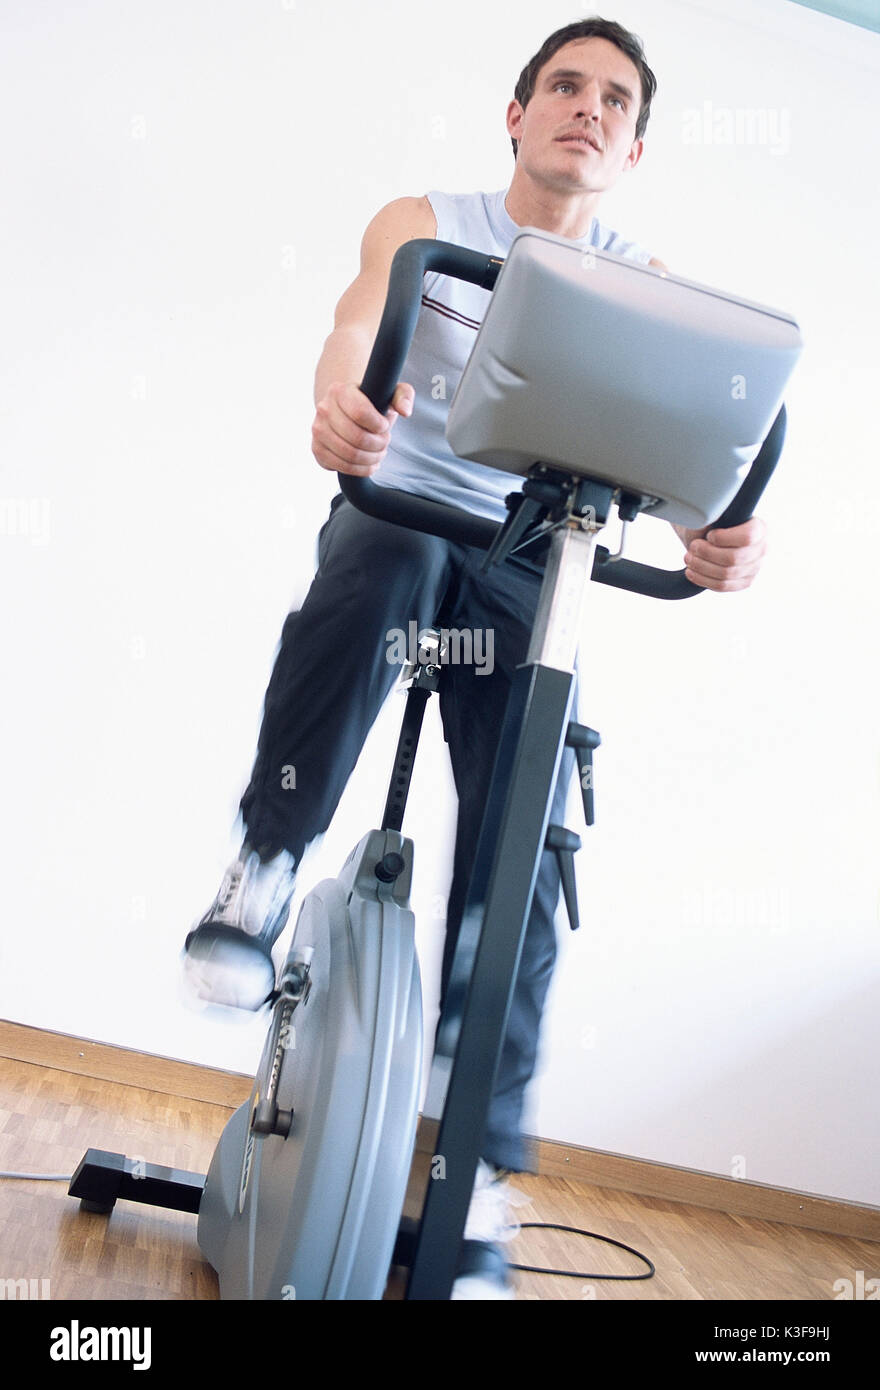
[184, 17, 768, 1297]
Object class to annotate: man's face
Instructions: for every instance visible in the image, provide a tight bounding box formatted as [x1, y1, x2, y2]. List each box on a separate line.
[508, 37, 644, 194]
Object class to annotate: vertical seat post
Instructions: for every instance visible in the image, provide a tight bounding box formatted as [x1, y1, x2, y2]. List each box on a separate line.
[405, 480, 612, 1300]
[381, 631, 444, 834]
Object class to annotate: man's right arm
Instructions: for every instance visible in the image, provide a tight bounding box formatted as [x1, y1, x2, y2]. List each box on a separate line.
[311, 195, 437, 476]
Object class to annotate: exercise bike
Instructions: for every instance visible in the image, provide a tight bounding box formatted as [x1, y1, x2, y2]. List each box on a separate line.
[69, 228, 802, 1300]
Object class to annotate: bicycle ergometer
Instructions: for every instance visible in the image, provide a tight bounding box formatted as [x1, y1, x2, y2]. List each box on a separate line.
[69, 228, 801, 1300]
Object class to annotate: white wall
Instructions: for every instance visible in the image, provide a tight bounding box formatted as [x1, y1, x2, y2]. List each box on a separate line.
[1, 0, 877, 1207]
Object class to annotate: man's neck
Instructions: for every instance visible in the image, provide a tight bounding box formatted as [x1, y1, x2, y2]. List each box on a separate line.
[503, 173, 601, 241]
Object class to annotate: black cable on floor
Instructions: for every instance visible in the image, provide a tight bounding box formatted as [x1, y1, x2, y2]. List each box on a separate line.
[510, 1221, 655, 1281]
[0, 1170, 72, 1181]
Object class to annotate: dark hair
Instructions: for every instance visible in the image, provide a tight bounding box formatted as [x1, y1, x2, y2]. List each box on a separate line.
[511, 17, 657, 157]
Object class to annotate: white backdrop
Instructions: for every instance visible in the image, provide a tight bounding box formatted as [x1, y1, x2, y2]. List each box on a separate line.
[1, 0, 878, 1208]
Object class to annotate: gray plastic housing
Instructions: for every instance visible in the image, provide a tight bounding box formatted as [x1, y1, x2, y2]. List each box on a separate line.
[197, 828, 422, 1300]
[446, 228, 802, 529]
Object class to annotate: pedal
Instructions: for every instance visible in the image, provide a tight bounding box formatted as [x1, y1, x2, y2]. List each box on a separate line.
[250, 955, 313, 1138]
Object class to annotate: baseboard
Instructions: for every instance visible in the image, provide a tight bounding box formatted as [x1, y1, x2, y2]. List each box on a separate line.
[530, 1135, 880, 1241]
[0, 1018, 252, 1109]
[4, 1019, 877, 1240]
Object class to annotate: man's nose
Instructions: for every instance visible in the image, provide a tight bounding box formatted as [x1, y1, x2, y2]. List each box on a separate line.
[574, 81, 603, 121]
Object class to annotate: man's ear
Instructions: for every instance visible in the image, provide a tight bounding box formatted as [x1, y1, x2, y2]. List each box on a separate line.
[624, 137, 644, 173]
[506, 98, 525, 147]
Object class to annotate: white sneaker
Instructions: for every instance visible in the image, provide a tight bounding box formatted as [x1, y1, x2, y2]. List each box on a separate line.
[182, 842, 297, 1010]
[450, 1160, 521, 1300]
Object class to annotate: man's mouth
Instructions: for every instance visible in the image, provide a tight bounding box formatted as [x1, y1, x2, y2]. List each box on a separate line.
[557, 134, 601, 151]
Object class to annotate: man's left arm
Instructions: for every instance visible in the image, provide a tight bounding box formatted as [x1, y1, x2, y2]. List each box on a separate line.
[648, 256, 768, 595]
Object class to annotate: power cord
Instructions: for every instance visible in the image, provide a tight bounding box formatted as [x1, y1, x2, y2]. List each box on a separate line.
[510, 1221, 655, 1282]
[0, 1170, 72, 1181]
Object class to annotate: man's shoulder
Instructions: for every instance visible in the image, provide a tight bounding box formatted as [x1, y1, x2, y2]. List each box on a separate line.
[591, 215, 655, 266]
[363, 195, 438, 244]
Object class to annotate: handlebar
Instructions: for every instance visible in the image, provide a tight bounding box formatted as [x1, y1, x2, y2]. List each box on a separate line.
[338, 238, 787, 599]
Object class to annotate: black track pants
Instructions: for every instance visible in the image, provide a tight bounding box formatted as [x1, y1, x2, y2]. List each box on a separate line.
[239, 493, 571, 1172]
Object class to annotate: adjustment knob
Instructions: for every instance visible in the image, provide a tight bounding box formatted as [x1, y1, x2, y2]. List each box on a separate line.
[375, 852, 405, 883]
